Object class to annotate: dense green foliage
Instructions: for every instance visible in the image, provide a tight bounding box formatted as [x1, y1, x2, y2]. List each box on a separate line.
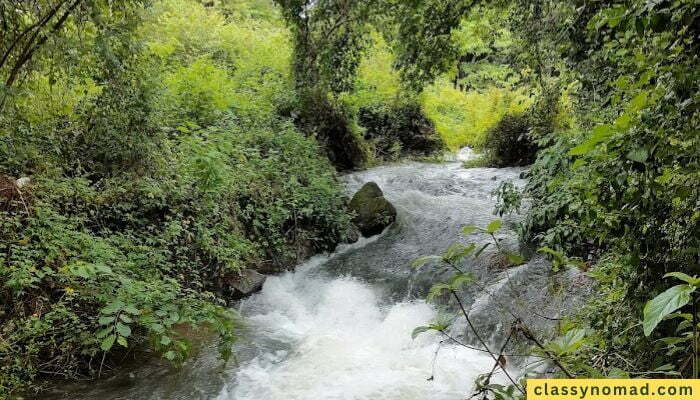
[0, 1, 352, 396]
[407, 0, 699, 393]
[507, 0, 700, 381]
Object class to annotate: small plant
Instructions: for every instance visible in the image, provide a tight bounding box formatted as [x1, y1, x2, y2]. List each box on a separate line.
[411, 220, 530, 397]
[643, 273, 700, 378]
[410, 220, 596, 398]
[493, 180, 522, 217]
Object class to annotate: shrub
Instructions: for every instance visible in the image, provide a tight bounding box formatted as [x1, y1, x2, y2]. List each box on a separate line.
[290, 91, 368, 170]
[357, 101, 444, 161]
[484, 113, 537, 167]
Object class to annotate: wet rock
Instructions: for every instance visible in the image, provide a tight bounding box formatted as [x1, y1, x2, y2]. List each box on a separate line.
[344, 223, 361, 244]
[348, 182, 397, 237]
[231, 269, 267, 297]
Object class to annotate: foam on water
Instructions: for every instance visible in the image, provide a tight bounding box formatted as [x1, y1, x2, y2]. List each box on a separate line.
[217, 261, 499, 400]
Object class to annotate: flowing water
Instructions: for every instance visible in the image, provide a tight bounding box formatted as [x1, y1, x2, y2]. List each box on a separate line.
[44, 149, 591, 400]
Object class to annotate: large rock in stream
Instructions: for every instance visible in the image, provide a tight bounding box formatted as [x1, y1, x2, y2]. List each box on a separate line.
[348, 182, 397, 237]
[231, 269, 267, 298]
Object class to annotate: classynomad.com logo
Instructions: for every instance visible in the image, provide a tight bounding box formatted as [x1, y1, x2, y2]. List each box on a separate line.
[527, 379, 700, 400]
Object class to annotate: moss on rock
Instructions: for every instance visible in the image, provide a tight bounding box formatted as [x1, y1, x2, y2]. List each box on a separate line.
[348, 182, 397, 237]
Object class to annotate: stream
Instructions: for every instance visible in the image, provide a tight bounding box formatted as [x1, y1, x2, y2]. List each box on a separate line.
[44, 149, 591, 400]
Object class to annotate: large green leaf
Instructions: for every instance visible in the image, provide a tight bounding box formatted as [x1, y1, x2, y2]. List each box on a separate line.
[486, 219, 502, 233]
[410, 255, 442, 269]
[569, 124, 615, 156]
[448, 273, 474, 290]
[427, 283, 451, 300]
[411, 326, 431, 339]
[101, 335, 116, 351]
[462, 225, 479, 235]
[547, 329, 586, 355]
[664, 272, 700, 287]
[626, 147, 649, 163]
[643, 285, 695, 336]
[116, 322, 132, 337]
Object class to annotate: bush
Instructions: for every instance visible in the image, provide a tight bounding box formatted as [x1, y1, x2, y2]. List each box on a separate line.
[484, 113, 537, 167]
[290, 91, 368, 170]
[358, 101, 444, 161]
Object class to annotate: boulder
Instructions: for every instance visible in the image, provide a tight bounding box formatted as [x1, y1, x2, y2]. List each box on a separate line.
[348, 182, 397, 237]
[15, 177, 31, 188]
[231, 269, 267, 298]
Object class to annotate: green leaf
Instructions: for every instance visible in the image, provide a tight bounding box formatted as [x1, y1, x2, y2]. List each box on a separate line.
[486, 219, 502, 233]
[70, 264, 92, 279]
[547, 329, 586, 355]
[119, 314, 133, 323]
[443, 243, 476, 263]
[505, 253, 525, 266]
[571, 158, 587, 169]
[160, 335, 172, 346]
[164, 350, 176, 361]
[117, 336, 128, 347]
[410, 255, 442, 269]
[448, 273, 474, 290]
[664, 272, 700, 287]
[101, 335, 116, 351]
[569, 124, 615, 155]
[116, 322, 132, 337]
[169, 311, 179, 323]
[93, 263, 113, 275]
[626, 147, 648, 163]
[101, 301, 124, 315]
[96, 326, 113, 339]
[614, 113, 631, 130]
[122, 305, 141, 315]
[628, 91, 649, 113]
[98, 316, 115, 325]
[607, 368, 631, 378]
[643, 285, 696, 336]
[427, 283, 451, 300]
[411, 326, 431, 339]
[462, 225, 479, 235]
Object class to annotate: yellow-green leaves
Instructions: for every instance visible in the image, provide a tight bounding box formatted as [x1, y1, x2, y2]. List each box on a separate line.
[411, 320, 450, 339]
[486, 219, 502, 234]
[462, 225, 479, 235]
[462, 219, 502, 235]
[410, 255, 443, 269]
[569, 124, 615, 156]
[427, 273, 474, 300]
[569, 90, 652, 157]
[97, 301, 141, 351]
[100, 335, 116, 352]
[664, 272, 700, 287]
